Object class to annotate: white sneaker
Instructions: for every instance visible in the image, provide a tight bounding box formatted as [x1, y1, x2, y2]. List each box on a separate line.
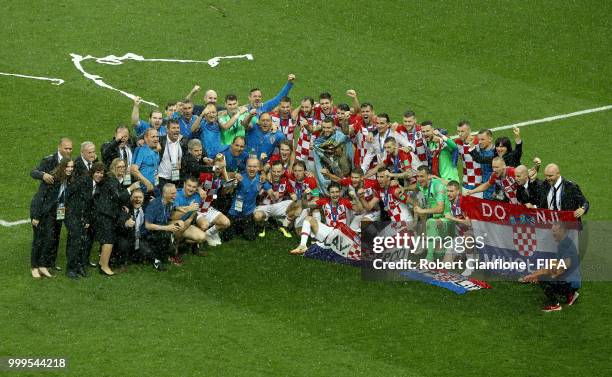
[207, 230, 222, 246]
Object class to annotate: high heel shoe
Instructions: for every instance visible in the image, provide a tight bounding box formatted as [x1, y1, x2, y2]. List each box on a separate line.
[38, 267, 55, 278]
[98, 264, 115, 276]
[31, 268, 41, 279]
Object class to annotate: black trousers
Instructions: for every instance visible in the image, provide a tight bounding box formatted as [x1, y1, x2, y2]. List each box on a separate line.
[225, 215, 258, 241]
[143, 231, 173, 261]
[115, 234, 154, 265]
[31, 214, 58, 268]
[541, 281, 577, 305]
[112, 236, 131, 266]
[65, 217, 94, 271]
[49, 218, 63, 266]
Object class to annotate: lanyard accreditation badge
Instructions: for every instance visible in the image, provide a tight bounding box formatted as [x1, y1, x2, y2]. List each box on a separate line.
[56, 203, 65, 220]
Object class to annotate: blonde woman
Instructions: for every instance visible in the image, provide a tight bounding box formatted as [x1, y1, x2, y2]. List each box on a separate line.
[95, 158, 139, 275]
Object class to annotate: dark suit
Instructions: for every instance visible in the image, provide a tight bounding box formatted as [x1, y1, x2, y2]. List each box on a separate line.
[96, 176, 131, 217]
[180, 152, 213, 182]
[65, 175, 98, 271]
[115, 206, 150, 265]
[74, 157, 90, 179]
[548, 179, 589, 213]
[517, 179, 547, 208]
[29, 181, 67, 268]
[101, 138, 136, 169]
[95, 176, 131, 245]
[31, 153, 61, 181]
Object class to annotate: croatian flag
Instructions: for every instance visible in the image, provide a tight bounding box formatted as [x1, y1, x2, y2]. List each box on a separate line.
[304, 223, 362, 265]
[460, 196, 579, 276]
[400, 270, 491, 295]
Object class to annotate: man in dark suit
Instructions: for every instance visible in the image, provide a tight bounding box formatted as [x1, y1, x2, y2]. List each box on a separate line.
[101, 125, 135, 169]
[544, 163, 589, 218]
[31, 137, 73, 184]
[64, 163, 105, 278]
[115, 189, 152, 265]
[515, 165, 548, 208]
[180, 139, 213, 182]
[73, 141, 99, 179]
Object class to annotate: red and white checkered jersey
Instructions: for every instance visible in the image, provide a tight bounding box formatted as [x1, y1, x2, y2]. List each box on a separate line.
[377, 185, 412, 222]
[270, 111, 296, 143]
[295, 110, 319, 162]
[340, 177, 380, 215]
[488, 167, 519, 204]
[268, 154, 290, 174]
[350, 121, 369, 168]
[450, 196, 469, 236]
[285, 173, 318, 200]
[198, 172, 223, 212]
[383, 149, 419, 184]
[314, 105, 337, 123]
[262, 177, 294, 204]
[316, 197, 353, 227]
[455, 137, 482, 186]
[397, 124, 427, 163]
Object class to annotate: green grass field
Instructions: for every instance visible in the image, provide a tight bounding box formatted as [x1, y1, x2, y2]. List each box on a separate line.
[1, 1, 611, 376]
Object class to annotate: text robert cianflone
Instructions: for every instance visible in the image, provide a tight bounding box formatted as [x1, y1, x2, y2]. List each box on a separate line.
[371, 233, 486, 254]
[372, 258, 568, 271]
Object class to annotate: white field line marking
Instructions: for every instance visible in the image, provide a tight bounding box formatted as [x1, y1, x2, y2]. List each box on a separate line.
[0, 72, 64, 85]
[4, 105, 611, 227]
[489, 105, 612, 132]
[0, 219, 30, 227]
[70, 52, 254, 107]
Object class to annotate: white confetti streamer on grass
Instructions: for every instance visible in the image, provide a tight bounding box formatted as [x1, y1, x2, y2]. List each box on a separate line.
[0, 219, 30, 227]
[0, 72, 64, 85]
[70, 52, 254, 107]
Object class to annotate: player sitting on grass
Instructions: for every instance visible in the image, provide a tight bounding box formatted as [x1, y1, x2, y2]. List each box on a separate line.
[284, 160, 320, 233]
[321, 168, 378, 233]
[288, 182, 354, 255]
[170, 176, 208, 264]
[254, 160, 297, 238]
[197, 154, 232, 247]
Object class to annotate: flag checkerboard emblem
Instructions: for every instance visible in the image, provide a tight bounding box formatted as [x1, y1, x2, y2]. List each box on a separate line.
[512, 224, 537, 256]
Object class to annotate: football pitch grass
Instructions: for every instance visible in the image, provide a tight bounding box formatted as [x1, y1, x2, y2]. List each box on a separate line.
[1, 1, 611, 375]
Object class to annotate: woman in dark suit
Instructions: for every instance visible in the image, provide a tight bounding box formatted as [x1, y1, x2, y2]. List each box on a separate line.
[30, 158, 74, 279]
[96, 158, 140, 275]
[65, 162, 105, 279]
